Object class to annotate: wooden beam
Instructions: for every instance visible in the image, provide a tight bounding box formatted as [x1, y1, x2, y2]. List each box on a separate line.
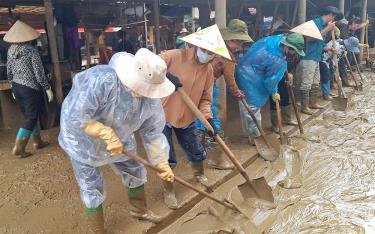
[359, 0, 368, 62]
[153, 0, 161, 54]
[44, 0, 63, 105]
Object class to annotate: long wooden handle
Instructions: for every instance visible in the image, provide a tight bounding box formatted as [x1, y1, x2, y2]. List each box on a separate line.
[123, 150, 238, 211]
[275, 99, 286, 144]
[286, 75, 304, 134]
[177, 88, 251, 182]
[344, 53, 360, 88]
[352, 52, 365, 83]
[331, 30, 346, 98]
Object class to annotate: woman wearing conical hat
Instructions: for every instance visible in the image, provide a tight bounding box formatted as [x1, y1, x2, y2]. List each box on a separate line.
[4, 20, 54, 158]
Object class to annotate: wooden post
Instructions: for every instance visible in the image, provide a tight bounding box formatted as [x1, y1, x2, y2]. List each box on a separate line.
[153, 0, 161, 54]
[44, 0, 63, 105]
[359, 0, 368, 62]
[291, 0, 299, 27]
[297, 0, 306, 24]
[85, 31, 91, 68]
[338, 0, 345, 14]
[215, 0, 227, 128]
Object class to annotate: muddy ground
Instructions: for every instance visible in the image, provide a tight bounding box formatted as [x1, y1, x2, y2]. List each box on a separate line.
[1, 72, 374, 234]
[161, 72, 375, 233]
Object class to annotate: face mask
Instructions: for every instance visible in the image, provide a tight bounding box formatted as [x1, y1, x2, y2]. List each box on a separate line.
[196, 48, 215, 64]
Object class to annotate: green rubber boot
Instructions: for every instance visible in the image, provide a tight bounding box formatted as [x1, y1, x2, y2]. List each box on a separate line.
[84, 205, 105, 234]
[31, 124, 49, 150]
[128, 185, 162, 223]
[12, 128, 32, 158]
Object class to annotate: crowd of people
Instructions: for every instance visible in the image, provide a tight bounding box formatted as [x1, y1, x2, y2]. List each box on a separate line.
[3, 5, 365, 233]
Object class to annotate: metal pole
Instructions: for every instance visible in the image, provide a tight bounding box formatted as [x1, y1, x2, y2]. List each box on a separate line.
[338, 0, 345, 14]
[215, 0, 227, 127]
[359, 0, 368, 62]
[44, 0, 63, 105]
[297, 0, 306, 24]
[153, 0, 161, 54]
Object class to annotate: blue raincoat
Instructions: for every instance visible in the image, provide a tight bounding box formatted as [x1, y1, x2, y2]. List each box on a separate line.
[236, 34, 287, 108]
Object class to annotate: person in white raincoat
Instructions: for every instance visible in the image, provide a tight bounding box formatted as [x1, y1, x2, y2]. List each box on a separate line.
[58, 49, 175, 233]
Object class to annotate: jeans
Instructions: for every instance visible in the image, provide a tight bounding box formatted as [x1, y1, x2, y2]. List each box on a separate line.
[195, 81, 221, 133]
[12, 82, 43, 130]
[270, 75, 290, 110]
[163, 123, 206, 168]
[319, 62, 331, 95]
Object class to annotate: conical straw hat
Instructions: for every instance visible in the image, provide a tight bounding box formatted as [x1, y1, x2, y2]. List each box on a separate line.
[181, 24, 232, 60]
[290, 20, 323, 41]
[4, 20, 40, 43]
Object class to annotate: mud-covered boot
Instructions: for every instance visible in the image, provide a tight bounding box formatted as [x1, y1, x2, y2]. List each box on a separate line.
[207, 146, 234, 170]
[12, 128, 32, 158]
[281, 105, 298, 126]
[323, 93, 332, 101]
[341, 74, 353, 87]
[162, 181, 179, 209]
[309, 86, 324, 109]
[300, 90, 314, 115]
[270, 109, 279, 133]
[84, 205, 105, 234]
[128, 185, 162, 223]
[31, 125, 49, 149]
[191, 161, 210, 188]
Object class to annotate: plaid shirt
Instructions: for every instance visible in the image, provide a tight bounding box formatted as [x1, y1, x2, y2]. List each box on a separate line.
[7, 43, 50, 91]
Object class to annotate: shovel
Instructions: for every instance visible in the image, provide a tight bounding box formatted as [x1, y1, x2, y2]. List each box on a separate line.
[286, 74, 304, 134]
[331, 31, 348, 111]
[177, 88, 274, 204]
[275, 99, 287, 145]
[352, 52, 366, 84]
[123, 150, 241, 213]
[240, 99, 280, 161]
[344, 53, 363, 91]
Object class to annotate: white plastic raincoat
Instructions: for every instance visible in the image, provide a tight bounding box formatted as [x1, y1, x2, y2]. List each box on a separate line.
[58, 58, 169, 176]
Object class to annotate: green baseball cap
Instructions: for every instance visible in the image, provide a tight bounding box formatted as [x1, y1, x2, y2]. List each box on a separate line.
[281, 33, 305, 56]
[220, 19, 253, 42]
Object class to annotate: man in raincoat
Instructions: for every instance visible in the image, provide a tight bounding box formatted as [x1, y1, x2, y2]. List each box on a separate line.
[236, 33, 305, 145]
[59, 49, 175, 233]
[295, 6, 343, 115]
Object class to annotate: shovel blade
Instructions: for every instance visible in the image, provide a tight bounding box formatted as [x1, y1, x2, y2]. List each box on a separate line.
[254, 134, 280, 161]
[332, 97, 348, 111]
[238, 177, 274, 203]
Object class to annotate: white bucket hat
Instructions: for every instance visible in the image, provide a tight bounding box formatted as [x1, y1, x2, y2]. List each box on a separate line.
[4, 20, 40, 43]
[109, 49, 175, 99]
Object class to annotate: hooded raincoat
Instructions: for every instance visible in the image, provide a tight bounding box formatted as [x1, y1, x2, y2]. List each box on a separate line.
[58, 59, 169, 175]
[236, 34, 287, 108]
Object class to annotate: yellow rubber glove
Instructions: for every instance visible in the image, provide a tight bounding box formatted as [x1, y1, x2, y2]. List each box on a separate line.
[156, 162, 174, 182]
[272, 93, 280, 102]
[82, 121, 123, 156]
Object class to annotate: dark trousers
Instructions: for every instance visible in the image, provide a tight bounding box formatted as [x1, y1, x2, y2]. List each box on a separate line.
[270, 75, 290, 110]
[12, 82, 43, 131]
[338, 57, 347, 79]
[162, 123, 206, 168]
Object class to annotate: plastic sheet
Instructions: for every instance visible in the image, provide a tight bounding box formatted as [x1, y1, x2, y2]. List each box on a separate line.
[59, 52, 170, 168]
[236, 34, 287, 107]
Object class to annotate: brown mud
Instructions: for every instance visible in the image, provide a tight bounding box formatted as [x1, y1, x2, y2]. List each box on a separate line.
[161, 73, 375, 234]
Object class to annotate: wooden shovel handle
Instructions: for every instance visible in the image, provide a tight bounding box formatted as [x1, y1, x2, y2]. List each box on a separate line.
[286, 74, 304, 134]
[344, 53, 360, 88]
[177, 88, 250, 181]
[331, 30, 347, 98]
[123, 150, 237, 211]
[275, 99, 284, 138]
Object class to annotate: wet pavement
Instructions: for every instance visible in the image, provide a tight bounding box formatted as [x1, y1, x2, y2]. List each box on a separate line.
[161, 74, 375, 234]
